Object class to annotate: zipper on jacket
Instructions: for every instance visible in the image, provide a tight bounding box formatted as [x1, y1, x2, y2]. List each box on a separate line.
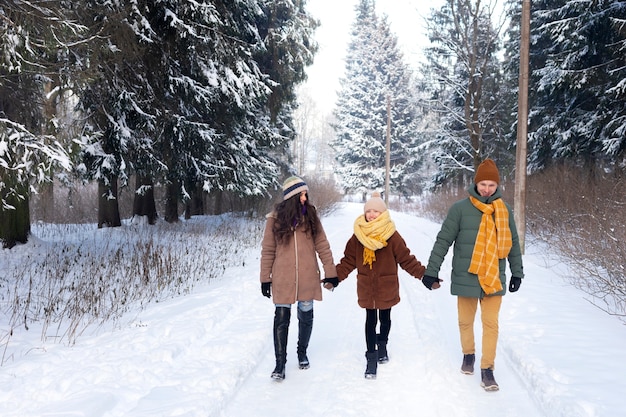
[293, 229, 299, 304]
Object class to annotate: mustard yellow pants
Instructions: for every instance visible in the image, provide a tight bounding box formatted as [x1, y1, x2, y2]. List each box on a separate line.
[457, 295, 502, 370]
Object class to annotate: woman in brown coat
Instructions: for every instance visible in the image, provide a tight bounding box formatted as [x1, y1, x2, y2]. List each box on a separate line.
[260, 176, 337, 381]
[331, 192, 441, 379]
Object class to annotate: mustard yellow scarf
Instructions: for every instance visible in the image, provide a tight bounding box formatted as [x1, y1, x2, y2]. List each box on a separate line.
[353, 210, 397, 269]
[468, 196, 513, 294]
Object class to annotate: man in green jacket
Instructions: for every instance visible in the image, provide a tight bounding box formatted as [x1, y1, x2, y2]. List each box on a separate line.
[424, 159, 524, 392]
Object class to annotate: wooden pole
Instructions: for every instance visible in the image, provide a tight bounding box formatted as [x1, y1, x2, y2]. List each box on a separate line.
[514, 0, 531, 254]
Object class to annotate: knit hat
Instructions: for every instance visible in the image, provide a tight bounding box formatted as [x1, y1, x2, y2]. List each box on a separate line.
[474, 158, 500, 184]
[282, 176, 309, 201]
[364, 191, 387, 214]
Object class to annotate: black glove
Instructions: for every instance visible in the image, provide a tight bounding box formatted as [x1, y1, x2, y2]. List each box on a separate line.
[422, 275, 442, 290]
[261, 282, 271, 298]
[509, 276, 522, 292]
[322, 277, 339, 288]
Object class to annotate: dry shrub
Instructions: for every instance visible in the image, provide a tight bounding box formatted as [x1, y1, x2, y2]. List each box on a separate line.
[526, 164, 626, 318]
[0, 215, 265, 364]
[306, 176, 343, 216]
[412, 185, 467, 222]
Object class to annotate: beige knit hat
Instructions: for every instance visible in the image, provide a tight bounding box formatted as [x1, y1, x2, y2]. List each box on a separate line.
[282, 176, 309, 201]
[364, 191, 387, 214]
[474, 158, 500, 184]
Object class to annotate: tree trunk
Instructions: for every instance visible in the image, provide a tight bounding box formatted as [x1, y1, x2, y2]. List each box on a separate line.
[98, 177, 121, 228]
[184, 181, 204, 219]
[0, 184, 30, 249]
[164, 180, 179, 223]
[39, 80, 58, 223]
[213, 189, 224, 215]
[38, 181, 54, 222]
[132, 175, 158, 224]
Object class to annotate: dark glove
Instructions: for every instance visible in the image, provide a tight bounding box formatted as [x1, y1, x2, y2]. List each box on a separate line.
[261, 282, 271, 298]
[422, 275, 442, 290]
[322, 277, 339, 288]
[509, 276, 522, 292]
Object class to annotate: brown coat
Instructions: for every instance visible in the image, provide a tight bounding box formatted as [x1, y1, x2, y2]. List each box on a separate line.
[260, 212, 337, 305]
[336, 231, 425, 309]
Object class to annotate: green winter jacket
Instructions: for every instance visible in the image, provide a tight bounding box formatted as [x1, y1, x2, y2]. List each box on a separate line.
[425, 185, 524, 298]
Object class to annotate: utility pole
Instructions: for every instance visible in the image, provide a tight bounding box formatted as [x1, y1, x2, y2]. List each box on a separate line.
[385, 95, 391, 206]
[515, 0, 531, 254]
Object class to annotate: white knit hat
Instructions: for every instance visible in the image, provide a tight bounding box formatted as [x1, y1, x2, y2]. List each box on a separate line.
[364, 191, 387, 213]
[282, 176, 309, 201]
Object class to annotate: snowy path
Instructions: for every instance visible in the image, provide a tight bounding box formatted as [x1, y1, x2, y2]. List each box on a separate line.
[1, 203, 625, 417]
[220, 204, 542, 417]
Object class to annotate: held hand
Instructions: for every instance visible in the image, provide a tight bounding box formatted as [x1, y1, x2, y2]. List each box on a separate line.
[509, 276, 522, 292]
[322, 277, 339, 291]
[261, 282, 271, 298]
[422, 275, 442, 290]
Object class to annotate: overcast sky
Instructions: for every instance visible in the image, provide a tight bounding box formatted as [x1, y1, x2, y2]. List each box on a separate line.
[301, 0, 440, 111]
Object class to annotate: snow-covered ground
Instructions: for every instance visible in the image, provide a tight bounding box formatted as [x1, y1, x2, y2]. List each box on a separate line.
[1, 202, 625, 417]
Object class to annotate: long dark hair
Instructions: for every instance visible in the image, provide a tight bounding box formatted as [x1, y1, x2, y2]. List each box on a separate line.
[273, 192, 320, 245]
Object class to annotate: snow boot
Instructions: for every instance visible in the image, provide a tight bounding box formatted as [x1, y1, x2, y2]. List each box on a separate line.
[480, 368, 499, 391]
[271, 307, 291, 380]
[364, 350, 378, 379]
[297, 308, 314, 369]
[461, 353, 475, 375]
[377, 334, 389, 364]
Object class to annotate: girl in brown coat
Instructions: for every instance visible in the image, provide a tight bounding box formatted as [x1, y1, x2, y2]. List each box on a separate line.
[260, 176, 337, 380]
[331, 192, 441, 379]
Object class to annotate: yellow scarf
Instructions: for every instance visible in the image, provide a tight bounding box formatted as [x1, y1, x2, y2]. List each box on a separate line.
[468, 196, 512, 294]
[353, 210, 397, 269]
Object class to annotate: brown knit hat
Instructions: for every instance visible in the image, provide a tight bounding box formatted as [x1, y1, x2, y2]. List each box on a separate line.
[364, 191, 387, 214]
[474, 158, 500, 184]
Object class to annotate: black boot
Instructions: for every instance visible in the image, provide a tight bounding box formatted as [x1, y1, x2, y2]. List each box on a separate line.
[364, 350, 378, 379]
[461, 353, 475, 375]
[297, 308, 314, 369]
[481, 368, 499, 391]
[377, 334, 389, 364]
[271, 307, 291, 380]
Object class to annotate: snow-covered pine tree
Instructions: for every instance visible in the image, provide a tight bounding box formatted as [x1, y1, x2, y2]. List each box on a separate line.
[421, 0, 506, 186]
[72, 0, 162, 227]
[332, 0, 421, 196]
[74, 0, 318, 223]
[139, 0, 277, 221]
[3, 0, 321, 230]
[219, 0, 320, 200]
[525, 0, 626, 172]
[0, 1, 76, 247]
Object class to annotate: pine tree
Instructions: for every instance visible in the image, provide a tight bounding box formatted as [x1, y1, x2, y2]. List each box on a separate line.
[526, 0, 626, 171]
[74, 0, 308, 223]
[332, 0, 421, 196]
[0, 1, 76, 247]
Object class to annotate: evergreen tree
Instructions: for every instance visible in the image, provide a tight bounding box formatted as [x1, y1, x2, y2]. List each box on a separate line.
[527, 0, 626, 171]
[0, 1, 77, 246]
[74, 0, 316, 223]
[332, 0, 421, 196]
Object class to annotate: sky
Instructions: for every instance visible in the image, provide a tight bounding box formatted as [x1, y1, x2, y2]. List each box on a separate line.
[302, 0, 440, 111]
[1, 202, 625, 417]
